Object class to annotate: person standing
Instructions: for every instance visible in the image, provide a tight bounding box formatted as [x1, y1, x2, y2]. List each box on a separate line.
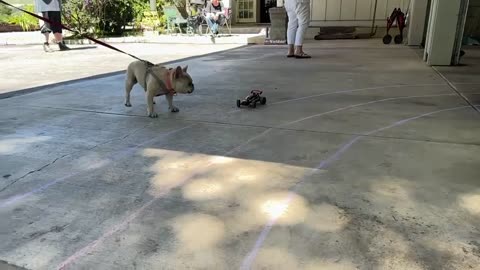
[35, 0, 70, 52]
[285, 0, 311, 58]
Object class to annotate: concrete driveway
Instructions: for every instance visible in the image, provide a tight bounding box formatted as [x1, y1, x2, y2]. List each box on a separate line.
[0, 43, 242, 95]
[1, 40, 480, 270]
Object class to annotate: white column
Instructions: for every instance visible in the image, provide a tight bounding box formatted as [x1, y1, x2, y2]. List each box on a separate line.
[424, 0, 462, 65]
[407, 0, 429, 46]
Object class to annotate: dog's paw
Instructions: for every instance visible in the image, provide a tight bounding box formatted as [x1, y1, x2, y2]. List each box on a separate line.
[125, 102, 132, 107]
[148, 112, 158, 118]
[170, 107, 180, 113]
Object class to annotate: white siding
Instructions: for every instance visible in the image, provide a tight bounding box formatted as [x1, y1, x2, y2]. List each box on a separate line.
[356, 0, 373, 20]
[311, 0, 411, 26]
[340, 0, 357, 20]
[326, 0, 342, 20]
[312, 0, 327, 20]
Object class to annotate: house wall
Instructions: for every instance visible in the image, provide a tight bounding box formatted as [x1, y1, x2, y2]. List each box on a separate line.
[231, 0, 411, 26]
[424, 0, 462, 65]
[311, 0, 411, 27]
[407, 0, 428, 46]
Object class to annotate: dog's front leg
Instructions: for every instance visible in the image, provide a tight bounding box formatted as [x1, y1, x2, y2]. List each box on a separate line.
[146, 90, 158, 118]
[124, 78, 134, 107]
[166, 94, 179, 112]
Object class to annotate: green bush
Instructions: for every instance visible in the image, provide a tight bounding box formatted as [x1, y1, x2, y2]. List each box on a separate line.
[62, 0, 102, 36]
[60, 0, 187, 37]
[8, 4, 38, 31]
[62, 0, 142, 36]
[99, 0, 136, 35]
[0, 5, 13, 24]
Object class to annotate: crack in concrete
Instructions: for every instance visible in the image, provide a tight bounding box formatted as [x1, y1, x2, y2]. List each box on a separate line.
[0, 123, 151, 194]
[431, 66, 480, 114]
[86, 122, 151, 151]
[24, 103, 480, 147]
[0, 153, 68, 194]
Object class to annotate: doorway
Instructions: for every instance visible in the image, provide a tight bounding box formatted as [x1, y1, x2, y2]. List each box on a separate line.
[260, 0, 277, 23]
[237, 0, 257, 23]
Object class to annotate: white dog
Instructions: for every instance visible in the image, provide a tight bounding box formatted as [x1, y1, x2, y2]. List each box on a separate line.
[124, 61, 194, 118]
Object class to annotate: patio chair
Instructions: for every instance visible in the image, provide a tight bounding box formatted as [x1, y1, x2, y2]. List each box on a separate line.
[164, 5, 189, 35]
[202, 6, 232, 36]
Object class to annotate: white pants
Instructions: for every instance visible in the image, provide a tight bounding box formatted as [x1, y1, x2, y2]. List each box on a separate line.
[285, 0, 310, 46]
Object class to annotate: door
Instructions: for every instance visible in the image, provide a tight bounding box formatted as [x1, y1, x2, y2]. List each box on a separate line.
[452, 0, 469, 65]
[237, 0, 257, 23]
[260, 0, 277, 23]
[424, 0, 464, 65]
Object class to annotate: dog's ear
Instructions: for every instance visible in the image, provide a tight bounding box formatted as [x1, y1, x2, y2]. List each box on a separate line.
[182, 65, 188, 72]
[175, 66, 183, 79]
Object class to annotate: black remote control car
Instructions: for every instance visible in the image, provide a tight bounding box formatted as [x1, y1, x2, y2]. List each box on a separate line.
[237, 90, 267, 108]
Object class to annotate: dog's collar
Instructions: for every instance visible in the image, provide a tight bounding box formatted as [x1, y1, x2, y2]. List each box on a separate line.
[165, 69, 176, 95]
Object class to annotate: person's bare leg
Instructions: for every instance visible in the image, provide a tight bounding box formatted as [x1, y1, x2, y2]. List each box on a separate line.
[55, 33, 70, 50]
[53, 33, 62, 43]
[42, 32, 52, 52]
[293, 0, 311, 58]
[295, 45, 304, 55]
[288, 44, 295, 56]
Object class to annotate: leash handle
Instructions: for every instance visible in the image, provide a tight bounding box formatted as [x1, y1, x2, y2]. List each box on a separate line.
[0, 0, 146, 62]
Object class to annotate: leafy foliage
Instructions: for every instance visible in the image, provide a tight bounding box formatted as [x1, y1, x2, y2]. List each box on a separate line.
[7, 4, 38, 31]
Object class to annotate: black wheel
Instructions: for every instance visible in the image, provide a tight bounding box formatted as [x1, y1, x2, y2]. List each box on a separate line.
[252, 102, 257, 108]
[394, 34, 403, 44]
[260, 97, 267, 105]
[383, 34, 392, 44]
[236, 100, 241, 108]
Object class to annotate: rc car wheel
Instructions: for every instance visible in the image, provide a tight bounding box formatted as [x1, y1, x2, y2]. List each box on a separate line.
[252, 102, 257, 108]
[260, 97, 267, 105]
[237, 100, 241, 108]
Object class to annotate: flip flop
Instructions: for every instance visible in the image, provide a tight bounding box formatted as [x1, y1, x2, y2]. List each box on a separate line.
[295, 53, 311, 59]
[286, 54, 295, 58]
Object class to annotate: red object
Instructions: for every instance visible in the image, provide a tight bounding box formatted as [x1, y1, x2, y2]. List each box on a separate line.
[396, 9, 406, 31]
[165, 69, 175, 95]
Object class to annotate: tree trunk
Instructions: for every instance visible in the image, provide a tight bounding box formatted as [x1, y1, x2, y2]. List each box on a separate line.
[150, 0, 157, 11]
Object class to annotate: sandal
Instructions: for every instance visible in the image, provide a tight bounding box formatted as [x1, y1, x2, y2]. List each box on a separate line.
[295, 53, 311, 59]
[286, 54, 295, 58]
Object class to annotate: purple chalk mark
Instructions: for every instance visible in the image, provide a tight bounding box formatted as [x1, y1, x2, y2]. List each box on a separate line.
[226, 83, 446, 114]
[271, 84, 447, 106]
[55, 98, 470, 268]
[57, 197, 157, 270]
[240, 106, 471, 270]
[282, 93, 454, 127]
[229, 93, 454, 155]
[56, 161, 216, 269]
[0, 124, 195, 209]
